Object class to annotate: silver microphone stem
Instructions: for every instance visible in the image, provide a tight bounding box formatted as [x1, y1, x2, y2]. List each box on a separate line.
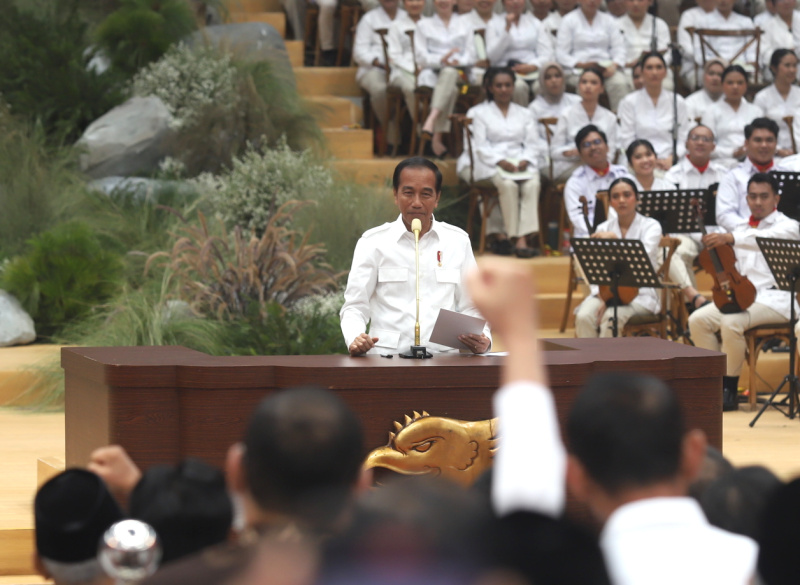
[414, 226, 421, 346]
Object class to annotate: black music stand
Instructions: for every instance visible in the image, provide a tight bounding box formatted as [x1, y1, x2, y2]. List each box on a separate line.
[571, 238, 662, 338]
[637, 189, 711, 233]
[770, 171, 800, 222]
[750, 237, 800, 426]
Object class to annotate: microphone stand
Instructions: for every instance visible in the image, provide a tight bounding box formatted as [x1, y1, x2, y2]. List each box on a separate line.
[400, 219, 433, 359]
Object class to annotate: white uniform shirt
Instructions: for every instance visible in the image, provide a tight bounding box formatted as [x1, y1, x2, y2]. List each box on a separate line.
[456, 101, 543, 181]
[552, 102, 620, 169]
[486, 13, 553, 67]
[664, 156, 726, 189]
[730, 210, 800, 319]
[703, 99, 763, 165]
[694, 9, 757, 66]
[759, 13, 800, 71]
[353, 6, 406, 82]
[685, 89, 720, 123]
[754, 84, 800, 152]
[555, 9, 626, 72]
[616, 13, 671, 66]
[632, 176, 674, 192]
[715, 157, 790, 231]
[387, 13, 425, 83]
[601, 498, 758, 585]
[585, 213, 662, 313]
[339, 216, 491, 354]
[564, 163, 631, 238]
[416, 12, 476, 86]
[528, 92, 582, 142]
[618, 88, 689, 160]
[461, 10, 503, 57]
[541, 10, 563, 37]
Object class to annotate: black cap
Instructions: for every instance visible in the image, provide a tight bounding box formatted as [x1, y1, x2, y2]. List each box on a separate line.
[35, 469, 124, 563]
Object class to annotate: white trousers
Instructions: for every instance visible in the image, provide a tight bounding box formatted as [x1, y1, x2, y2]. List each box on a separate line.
[489, 171, 541, 238]
[575, 297, 652, 338]
[668, 234, 700, 290]
[689, 301, 786, 376]
[429, 67, 460, 133]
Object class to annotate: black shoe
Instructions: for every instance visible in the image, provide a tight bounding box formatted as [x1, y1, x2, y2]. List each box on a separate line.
[723, 387, 739, 411]
[490, 239, 513, 256]
[320, 49, 337, 66]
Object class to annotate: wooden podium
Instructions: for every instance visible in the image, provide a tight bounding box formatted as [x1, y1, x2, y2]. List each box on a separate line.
[62, 337, 725, 471]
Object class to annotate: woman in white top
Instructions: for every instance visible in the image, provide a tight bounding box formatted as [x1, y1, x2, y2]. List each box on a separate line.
[754, 49, 800, 157]
[528, 62, 581, 170]
[551, 66, 619, 180]
[456, 67, 543, 256]
[418, 0, 476, 157]
[618, 52, 688, 171]
[485, 0, 553, 105]
[704, 65, 762, 168]
[684, 58, 724, 124]
[626, 138, 710, 312]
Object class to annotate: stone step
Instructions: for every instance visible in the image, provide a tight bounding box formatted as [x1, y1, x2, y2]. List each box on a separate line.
[228, 11, 286, 37]
[296, 67, 361, 97]
[322, 128, 373, 159]
[224, 0, 283, 12]
[0, 529, 35, 576]
[307, 96, 362, 127]
[0, 575, 49, 584]
[286, 39, 304, 68]
[332, 158, 458, 188]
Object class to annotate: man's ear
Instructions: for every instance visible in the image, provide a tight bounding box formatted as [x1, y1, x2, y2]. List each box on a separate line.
[226, 442, 247, 494]
[566, 454, 590, 503]
[681, 429, 708, 484]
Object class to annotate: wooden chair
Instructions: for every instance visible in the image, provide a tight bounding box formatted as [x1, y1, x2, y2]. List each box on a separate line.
[376, 28, 410, 156]
[538, 116, 561, 252]
[622, 236, 682, 339]
[743, 324, 793, 411]
[452, 114, 499, 254]
[305, 0, 362, 66]
[687, 27, 763, 87]
[784, 115, 797, 154]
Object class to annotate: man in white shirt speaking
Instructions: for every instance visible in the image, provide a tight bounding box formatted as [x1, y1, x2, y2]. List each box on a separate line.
[340, 157, 492, 356]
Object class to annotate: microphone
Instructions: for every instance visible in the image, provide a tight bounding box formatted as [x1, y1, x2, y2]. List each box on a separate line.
[99, 520, 161, 584]
[400, 218, 432, 359]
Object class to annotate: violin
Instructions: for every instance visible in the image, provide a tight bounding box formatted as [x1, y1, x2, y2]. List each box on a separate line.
[579, 195, 639, 307]
[692, 198, 756, 313]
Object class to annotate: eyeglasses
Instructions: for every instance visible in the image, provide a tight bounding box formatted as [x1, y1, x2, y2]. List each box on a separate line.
[581, 138, 605, 149]
[688, 135, 714, 143]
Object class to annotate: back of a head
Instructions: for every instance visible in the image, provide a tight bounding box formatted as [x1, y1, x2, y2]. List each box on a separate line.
[35, 469, 124, 584]
[243, 386, 364, 530]
[129, 458, 233, 565]
[688, 445, 735, 501]
[758, 477, 800, 585]
[567, 373, 685, 495]
[700, 465, 782, 541]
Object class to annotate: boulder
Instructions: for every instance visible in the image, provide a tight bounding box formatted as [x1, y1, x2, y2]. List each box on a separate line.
[185, 23, 295, 88]
[0, 290, 36, 347]
[77, 96, 173, 180]
[88, 176, 197, 203]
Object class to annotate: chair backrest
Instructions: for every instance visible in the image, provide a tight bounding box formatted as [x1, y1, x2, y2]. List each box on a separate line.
[538, 116, 558, 178]
[688, 27, 763, 85]
[405, 29, 420, 87]
[452, 114, 476, 184]
[784, 115, 798, 154]
[376, 28, 391, 84]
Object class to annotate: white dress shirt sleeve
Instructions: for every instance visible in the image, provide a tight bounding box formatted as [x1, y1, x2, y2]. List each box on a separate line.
[555, 14, 578, 70]
[340, 236, 380, 348]
[353, 12, 383, 68]
[715, 169, 746, 232]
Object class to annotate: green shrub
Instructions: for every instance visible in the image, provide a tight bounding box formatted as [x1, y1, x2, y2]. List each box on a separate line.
[1, 222, 124, 337]
[0, 0, 125, 144]
[95, 0, 197, 76]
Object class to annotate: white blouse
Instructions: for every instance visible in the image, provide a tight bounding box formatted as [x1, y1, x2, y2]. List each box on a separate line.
[694, 9, 756, 67]
[617, 13, 671, 66]
[485, 13, 553, 68]
[456, 101, 543, 181]
[528, 92, 582, 142]
[353, 6, 406, 82]
[684, 89, 720, 124]
[555, 9, 626, 72]
[753, 84, 800, 153]
[387, 13, 425, 84]
[758, 13, 800, 72]
[618, 88, 688, 160]
[415, 13, 476, 86]
[551, 102, 620, 170]
[703, 99, 763, 166]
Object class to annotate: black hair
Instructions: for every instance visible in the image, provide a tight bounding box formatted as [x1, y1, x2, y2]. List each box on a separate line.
[745, 117, 779, 140]
[608, 176, 639, 199]
[747, 171, 780, 195]
[579, 66, 606, 87]
[688, 445, 734, 501]
[638, 51, 667, 70]
[625, 138, 656, 164]
[484, 66, 517, 101]
[243, 386, 364, 531]
[770, 48, 797, 71]
[392, 156, 443, 193]
[566, 372, 685, 495]
[721, 63, 749, 83]
[575, 124, 608, 151]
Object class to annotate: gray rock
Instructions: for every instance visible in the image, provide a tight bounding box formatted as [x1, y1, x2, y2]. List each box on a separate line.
[0, 290, 36, 347]
[185, 23, 295, 88]
[77, 96, 173, 180]
[88, 176, 197, 202]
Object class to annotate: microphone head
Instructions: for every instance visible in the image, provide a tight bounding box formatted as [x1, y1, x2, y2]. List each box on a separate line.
[411, 218, 422, 234]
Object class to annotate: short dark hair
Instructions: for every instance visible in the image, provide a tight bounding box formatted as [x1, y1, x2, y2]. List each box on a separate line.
[608, 176, 639, 199]
[721, 64, 749, 83]
[770, 48, 796, 71]
[566, 373, 685, 495]
[484, 66, 516, 101]
[392, 157, 443, 194]
[639, 51, 666, 70]
[625, 138, 656, 163]
[747, 172, 780, 195]
[745, 117, 779, 140]
[575, 124, 607, 151]
[243, 386, 364, 530]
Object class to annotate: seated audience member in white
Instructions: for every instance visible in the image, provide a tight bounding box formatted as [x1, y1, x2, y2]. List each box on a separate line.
[627, 139, 710, 311]
[528, 62, 581, 166]
[685, 58, 724, 123]
[694, 0, 757, 70]
[457, 67, 544, 257]
[605, 0, 626, 17]
[418, 0, 477, 157]
[704, 65, 762, 168]
[387, 0, 426, 129]
[354, 0, 407, 150]
[690, 173, 800, 411]
[460, 0, 503, 85]
[754, 0, 775, 27]
[542, 0, 577, 34]
[716, 117, 783, 232]
[552, 67, 620, 179]
[618, 52, 688, 170]
[676, 0, 718, 91]
[754, 49, 800, 157]
[574, 177, 662, 338]
[758, 0, 800, 79]
[617, 0, 673, 91]
[630, 61, 643, 90]
[555, 0, 629, 111]
[531, 0, 554, 23]
[486, 0, 554, 105]
[564, 124, 631, 238]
